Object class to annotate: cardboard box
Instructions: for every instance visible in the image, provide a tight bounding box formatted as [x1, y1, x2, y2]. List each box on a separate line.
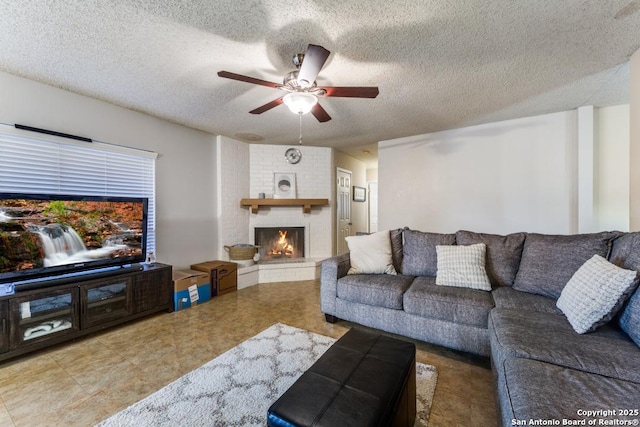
[191, 260, 238, 296]
[172, 269, 211, 311]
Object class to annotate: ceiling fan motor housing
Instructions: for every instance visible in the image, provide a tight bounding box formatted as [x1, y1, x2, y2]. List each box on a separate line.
[292, 53, 305, 68]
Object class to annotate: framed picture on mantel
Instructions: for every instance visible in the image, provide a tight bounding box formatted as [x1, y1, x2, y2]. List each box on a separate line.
[274, 172, 297, 199]
[353, 186, 366, 202]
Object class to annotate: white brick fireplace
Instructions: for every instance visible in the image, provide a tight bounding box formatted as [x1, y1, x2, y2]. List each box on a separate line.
[216, 137, 333, 287]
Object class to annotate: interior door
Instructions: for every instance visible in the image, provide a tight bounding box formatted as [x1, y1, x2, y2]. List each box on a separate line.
[337, 168, 352, 254]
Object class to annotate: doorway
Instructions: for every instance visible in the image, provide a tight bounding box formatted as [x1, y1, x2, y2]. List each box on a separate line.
[336, 168, 352, 254]
[368, 181, 378, 233]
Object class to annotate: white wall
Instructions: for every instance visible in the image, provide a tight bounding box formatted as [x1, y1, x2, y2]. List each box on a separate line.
[379, 106, 631, 235]
[631, 48, 640, 231]
[379, 111, 578, 234]
[0, 71, 218, 269]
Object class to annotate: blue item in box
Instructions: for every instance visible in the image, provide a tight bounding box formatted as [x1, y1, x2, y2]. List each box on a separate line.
[172, 269, 211, 311]
[174, 284, 211, 311]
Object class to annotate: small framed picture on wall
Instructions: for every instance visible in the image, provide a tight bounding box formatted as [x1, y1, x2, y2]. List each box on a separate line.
[353, 186, 366, 202]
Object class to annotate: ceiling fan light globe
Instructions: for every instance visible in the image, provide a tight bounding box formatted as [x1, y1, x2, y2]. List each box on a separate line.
[283, 92, 317, 115]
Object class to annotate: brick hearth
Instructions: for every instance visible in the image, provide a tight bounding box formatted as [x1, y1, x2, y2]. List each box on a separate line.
[237, 259, 323, 288]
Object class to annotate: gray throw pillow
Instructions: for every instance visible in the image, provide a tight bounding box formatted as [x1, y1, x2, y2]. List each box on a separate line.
[556, 255, 639, 334]
[513, 231, 619, 299]
[456, 230, 526, 287]
[401, 230, 456, 277]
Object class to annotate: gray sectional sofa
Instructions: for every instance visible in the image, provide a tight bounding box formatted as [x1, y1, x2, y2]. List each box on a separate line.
[320, 228, 640, 426]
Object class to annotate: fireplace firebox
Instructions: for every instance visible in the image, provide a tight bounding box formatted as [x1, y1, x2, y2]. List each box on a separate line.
[255, 227, 305, 262]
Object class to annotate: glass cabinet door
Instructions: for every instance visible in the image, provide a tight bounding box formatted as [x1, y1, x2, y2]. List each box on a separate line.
[0, 301, 8, 353]
[10, 288, 78, 349]
[81, 278, 132, 328]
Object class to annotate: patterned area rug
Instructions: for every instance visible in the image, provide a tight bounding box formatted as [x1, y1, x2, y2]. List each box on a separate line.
[97, 323, 438, 427]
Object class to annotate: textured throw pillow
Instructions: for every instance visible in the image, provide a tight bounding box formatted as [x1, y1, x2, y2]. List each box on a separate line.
[346, 230, 397, 275]
[556, 255, 640, 334]
[513, 231, 619, 299]
[456, 230, 526, 287]
[402, 230, 456, 277]
[435, 244, 492, 291]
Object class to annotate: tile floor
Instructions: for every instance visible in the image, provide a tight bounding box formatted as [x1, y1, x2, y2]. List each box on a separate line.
[0, 279, 498, 426]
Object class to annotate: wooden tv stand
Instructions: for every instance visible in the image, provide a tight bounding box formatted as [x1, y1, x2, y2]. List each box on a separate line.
[0, 263, 172, 362]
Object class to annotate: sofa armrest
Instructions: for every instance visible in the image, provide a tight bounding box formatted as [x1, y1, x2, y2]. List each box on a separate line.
[320, 252, 351, 316]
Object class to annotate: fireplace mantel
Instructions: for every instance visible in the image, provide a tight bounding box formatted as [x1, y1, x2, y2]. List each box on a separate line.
[241, 198, 329, 214]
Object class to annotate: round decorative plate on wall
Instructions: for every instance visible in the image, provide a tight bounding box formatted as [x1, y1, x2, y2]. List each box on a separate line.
[285, 148, 302, 164]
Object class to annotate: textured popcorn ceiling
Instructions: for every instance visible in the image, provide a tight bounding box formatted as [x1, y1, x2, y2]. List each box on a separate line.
[0, 0, 639, 165]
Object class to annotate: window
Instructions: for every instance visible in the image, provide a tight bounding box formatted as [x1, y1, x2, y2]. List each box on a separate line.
[0, 124, 156, 254]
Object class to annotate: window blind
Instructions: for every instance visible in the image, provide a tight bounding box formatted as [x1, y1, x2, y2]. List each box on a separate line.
[0, 124, 156, 255]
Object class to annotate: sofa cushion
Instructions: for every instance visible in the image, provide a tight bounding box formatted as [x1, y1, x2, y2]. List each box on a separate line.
[619, 288, 640, 347]
[513, 231, 619, 299]
[456, 230, 526, 287]
[609, 232, 640, 346]
[435, 244, 492, 291]
[401, 230, 456, 276]
[403, 276, 494, 327]
[489, 308, 640, 383]
[346, 230, 397, 275]
[498, 358, 640, 426]
[337, 274, 415, 310]
[491, 286, 560, 314]
[557, 255, 639, 334]
[609, 231, 640, 271]
[390, 227, 406, 274]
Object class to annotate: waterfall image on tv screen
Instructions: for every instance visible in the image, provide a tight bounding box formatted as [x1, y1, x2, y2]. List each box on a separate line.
[0, 194, 147, 283]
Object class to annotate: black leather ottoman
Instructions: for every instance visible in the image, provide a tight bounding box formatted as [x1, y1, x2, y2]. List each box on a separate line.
[267, 328, 416, 427]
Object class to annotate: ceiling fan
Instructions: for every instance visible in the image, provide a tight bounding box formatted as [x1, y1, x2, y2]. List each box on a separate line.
[217, 44, 379, 123]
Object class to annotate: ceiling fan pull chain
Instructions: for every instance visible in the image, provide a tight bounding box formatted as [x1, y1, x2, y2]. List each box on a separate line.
[299, 113, 303, 145]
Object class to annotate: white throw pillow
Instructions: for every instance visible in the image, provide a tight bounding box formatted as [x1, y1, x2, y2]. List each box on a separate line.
[557, 254, 639, 334]
[346, 231, 397, 275]
[435, 244, 492, 291]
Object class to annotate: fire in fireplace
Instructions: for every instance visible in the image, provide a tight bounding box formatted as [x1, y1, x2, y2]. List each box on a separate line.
[255, 227, 304, 261]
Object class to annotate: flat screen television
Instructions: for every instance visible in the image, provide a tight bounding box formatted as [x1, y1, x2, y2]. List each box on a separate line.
[0, 192, 148, 285]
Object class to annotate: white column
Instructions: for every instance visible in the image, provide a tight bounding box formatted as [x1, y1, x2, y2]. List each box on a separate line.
[577, 106, 598, 233]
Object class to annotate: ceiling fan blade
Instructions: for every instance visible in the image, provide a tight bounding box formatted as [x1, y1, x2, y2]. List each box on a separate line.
[311, 103, 331, 123]
[218, 71, 281, 89]
[249, 97, 284, 114]
[321, 86, 379, 98]
[297, 44, 330, 87]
